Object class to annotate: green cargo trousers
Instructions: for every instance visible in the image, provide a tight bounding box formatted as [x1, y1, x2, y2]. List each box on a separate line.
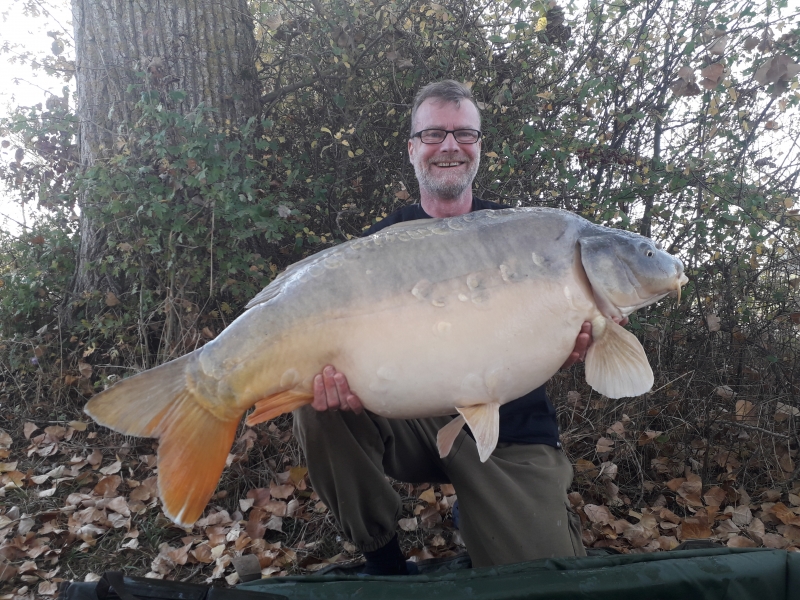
[293, 405, 585, 567]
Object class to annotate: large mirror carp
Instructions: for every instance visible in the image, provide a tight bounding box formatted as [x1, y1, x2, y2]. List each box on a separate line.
[86, 207, 687, 526]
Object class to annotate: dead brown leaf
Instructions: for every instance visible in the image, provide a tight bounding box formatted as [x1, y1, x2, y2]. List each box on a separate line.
[735, 400, 757, 423]
[699, 63, 725, 90]
[246, 488, 272, 508]
[419, 488, 437, 504]
[269, 482, 295, 499]
[23, 422, 39, 439]
[658, 536, 679, 550]
[584, 504, 614, 525]
[762, 533, 789, 549]
[78, 362, 93, 378]
[596, 437, 614, 453]
[726, 535, 757, 548]
[771, 503, 800, 526]
[679, 517, 712, 540]
[100, 460, 122, 475]
[637, 430, 663, 446]
[94, 475, 122, 496]
[575, 459, 599, 478]
[703, 486, 726, 507]
[777, 524, 800, 542]
[731, 505, 753, 526]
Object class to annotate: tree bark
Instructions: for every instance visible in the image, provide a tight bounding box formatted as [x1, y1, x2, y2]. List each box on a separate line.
[70, 0, 260, 306]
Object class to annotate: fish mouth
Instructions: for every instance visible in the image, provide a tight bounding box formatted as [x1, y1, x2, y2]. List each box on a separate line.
[675, 273, 689, 304]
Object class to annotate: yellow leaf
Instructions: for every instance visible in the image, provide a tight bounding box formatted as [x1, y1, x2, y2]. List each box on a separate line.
[320, 127, 331, 134]
[340, 139, 349, 146]
[485, 151, 499, 158]
[347, 150, 354, 158]
[630, 56, 641, 65]
[535, 17, 547, 32]
[418, 488, 436, 504]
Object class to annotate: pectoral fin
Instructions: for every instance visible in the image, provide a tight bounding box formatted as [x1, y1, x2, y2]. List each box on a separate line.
[585, 316, 653, 398]
[457, 403, 500, 463]
[436, 415, 466, 458]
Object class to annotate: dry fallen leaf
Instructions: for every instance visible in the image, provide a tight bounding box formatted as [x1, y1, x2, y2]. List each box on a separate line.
[762, 533, 789, 549]
[772, 503, 800, 526]
[703, 486, 727, 507]
[419, 488, 437, 504]
[100, 460, 122, 475]
[23, 422, 39, 439]
[726, 535, 757, 548]
[735, 400, 757, 423]
[596, 437, 615, 453]
[584, 504, 614, 525]
[269, 482, 295, 499]
[680, 517, 712, 540]
[715, 385, 735, 399]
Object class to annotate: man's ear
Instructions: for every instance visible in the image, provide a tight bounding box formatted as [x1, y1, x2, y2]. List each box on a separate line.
[408, 137, 415, 160]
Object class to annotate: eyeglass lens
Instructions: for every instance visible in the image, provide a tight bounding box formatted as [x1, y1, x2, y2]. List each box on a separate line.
[419, 129, 480, 143]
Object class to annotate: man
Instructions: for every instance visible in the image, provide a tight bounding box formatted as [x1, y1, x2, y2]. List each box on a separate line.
[293, 80, 591, 575]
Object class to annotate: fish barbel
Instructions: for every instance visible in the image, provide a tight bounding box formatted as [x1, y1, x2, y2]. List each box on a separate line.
[85, 207, 688, 526]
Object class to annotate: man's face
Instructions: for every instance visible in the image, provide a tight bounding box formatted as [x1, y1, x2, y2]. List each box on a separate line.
[408, 98, 481, 200]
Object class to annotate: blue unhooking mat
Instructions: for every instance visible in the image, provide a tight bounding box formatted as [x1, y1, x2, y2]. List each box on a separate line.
[237, 548, 800, 600]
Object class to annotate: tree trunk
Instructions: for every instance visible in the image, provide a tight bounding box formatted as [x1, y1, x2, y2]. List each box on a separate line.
[69, 0, 260, 306]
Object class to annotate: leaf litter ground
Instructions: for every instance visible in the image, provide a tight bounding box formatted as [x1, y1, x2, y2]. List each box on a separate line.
[2, 368, 800, 598]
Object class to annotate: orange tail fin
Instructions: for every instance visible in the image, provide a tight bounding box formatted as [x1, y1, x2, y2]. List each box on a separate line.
[245, 389, 313, 426]
[84, 352, 241, 526]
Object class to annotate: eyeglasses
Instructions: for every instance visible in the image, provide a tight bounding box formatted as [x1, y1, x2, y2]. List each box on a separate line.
[410, 128, 482, 144]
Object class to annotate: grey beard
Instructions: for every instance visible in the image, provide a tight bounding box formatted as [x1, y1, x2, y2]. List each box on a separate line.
[413, 158, 479, 200]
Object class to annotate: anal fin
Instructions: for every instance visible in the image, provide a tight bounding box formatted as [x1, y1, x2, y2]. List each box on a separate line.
[436, 415, 466, 458]
[245, 389, 313, 426]
[457, 403, 500, 463]
[585, 316, 653, 399]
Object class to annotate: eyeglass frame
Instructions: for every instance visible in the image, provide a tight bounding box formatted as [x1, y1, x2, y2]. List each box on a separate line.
[410, 128, 483, 144]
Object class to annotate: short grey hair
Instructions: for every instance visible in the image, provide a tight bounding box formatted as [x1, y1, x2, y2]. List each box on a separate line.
[410, 80, 481, 137]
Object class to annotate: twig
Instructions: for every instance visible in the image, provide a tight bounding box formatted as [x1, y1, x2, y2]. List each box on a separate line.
[649, 370, 695, 395]
[722, 420, 791, 439]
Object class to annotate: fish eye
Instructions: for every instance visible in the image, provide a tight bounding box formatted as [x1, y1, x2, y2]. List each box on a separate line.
[646, 250, 654, 257]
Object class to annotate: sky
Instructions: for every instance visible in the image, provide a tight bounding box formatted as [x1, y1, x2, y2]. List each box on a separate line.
[0, 0, 72, 234]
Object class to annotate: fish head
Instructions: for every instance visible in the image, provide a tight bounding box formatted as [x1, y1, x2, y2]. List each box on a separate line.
[579, 229, 688, 318]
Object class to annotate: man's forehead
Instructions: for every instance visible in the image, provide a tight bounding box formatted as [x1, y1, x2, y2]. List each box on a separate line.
[414, 98, 480, 126]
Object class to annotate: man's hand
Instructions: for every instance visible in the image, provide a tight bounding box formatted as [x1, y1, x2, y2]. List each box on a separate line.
[561, 321, 592, 369]
[560, 317, 629, 370]
[312, 365, 364, 413]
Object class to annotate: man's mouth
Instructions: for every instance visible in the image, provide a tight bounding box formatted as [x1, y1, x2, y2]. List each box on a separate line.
[432, 161, 464, 168]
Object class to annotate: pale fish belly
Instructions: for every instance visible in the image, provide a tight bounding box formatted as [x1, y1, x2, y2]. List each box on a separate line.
[328, 272, 597, 419]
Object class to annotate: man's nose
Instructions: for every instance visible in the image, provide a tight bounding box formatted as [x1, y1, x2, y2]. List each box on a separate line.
[439, 132, 460, 150]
